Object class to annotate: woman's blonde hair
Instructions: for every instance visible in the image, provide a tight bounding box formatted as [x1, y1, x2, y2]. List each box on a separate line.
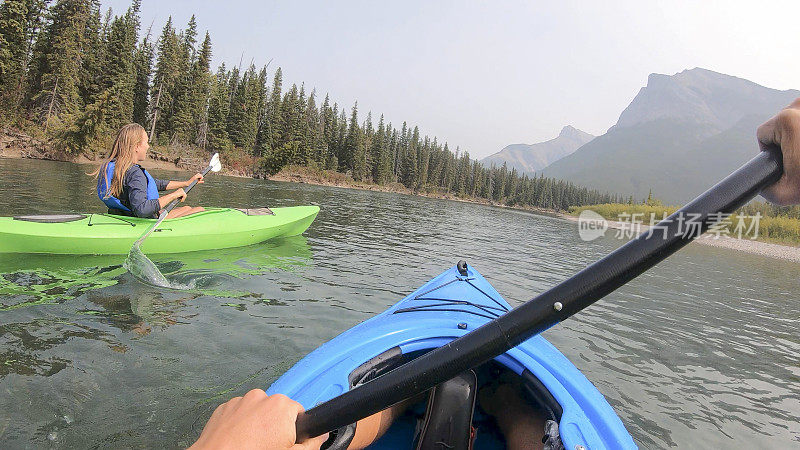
[94, 123, 148, 198]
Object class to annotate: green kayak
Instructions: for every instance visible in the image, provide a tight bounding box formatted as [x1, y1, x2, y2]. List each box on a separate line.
[0, 206, 319, 255]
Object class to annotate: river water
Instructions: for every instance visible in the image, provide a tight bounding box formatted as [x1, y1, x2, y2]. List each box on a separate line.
[0, 158, 798, 449]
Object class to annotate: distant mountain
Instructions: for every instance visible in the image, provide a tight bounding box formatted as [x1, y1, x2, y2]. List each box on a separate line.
[543, 68, 799, 203]
[481, 125, 594, 173]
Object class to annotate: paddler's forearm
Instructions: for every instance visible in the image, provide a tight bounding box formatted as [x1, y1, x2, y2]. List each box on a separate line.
[165, 180, 189, 190]
[158, 190, 185, 208]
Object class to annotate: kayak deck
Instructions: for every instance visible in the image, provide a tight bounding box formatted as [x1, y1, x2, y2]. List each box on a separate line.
[0, 205, 319, 255]
[267, 263, 636, 449]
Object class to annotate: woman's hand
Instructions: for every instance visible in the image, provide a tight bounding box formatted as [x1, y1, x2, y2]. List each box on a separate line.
[166, 174, 204, 190]
[758, 98, 800, 205]
[173, 188, 187, 202]
[158, 188, 187, 208]
[187, 173, 204, 186]
[189, 389, 328, 450]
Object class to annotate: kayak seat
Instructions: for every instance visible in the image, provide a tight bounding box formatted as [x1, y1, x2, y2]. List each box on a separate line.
[13, 214, 87, 223]
[519, 369, 563, 422]
[235, 207, 275, 216]
[415, 370, 478, 450]
[324, 348, 409, 450]
[320, 349, 562, 450]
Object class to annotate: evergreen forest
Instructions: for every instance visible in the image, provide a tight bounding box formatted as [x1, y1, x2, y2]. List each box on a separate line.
[0, 0, 624, 210]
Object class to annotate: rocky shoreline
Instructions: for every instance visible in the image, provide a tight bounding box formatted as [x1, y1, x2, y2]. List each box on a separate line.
[0, 129, 206, 171]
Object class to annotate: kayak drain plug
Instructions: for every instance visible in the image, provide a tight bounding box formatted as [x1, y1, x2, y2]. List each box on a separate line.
[457, 323, 468, 330]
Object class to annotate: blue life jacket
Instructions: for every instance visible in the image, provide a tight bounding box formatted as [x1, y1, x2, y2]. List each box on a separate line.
[97, 160, 159, 212]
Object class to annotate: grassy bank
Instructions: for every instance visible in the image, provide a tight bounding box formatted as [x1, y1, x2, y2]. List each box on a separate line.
[569, 202, 800, 246]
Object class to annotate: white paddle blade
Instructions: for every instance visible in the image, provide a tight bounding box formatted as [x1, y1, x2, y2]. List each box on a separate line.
[209, 153, 222, 172]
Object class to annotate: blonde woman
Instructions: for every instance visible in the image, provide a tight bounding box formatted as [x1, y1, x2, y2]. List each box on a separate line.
[96, 123, 205, 219]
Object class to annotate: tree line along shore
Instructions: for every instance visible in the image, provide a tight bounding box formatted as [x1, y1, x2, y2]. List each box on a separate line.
[1, 0, 630, 213]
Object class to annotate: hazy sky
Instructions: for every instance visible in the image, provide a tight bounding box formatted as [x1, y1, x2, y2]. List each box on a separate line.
[103, 0, 800, 159]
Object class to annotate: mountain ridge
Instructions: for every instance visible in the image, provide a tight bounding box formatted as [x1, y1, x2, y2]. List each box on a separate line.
[481, 125, 594, 173]
[542, 68, 799, 203]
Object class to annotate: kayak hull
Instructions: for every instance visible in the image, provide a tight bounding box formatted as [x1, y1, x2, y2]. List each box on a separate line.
[0, 206, 319, 255]
[267, 264, 636, 449]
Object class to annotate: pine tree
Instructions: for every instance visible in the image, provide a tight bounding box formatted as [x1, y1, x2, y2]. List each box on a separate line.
[344, 102, 361, 176]
[358, 111, 373, 180]
[97, 2, 139, 131]
[264, 67, 283, 151]
[149, 16, 181, 142]
[320, 94, 335, 162]
[442, 143, 454, 191]
[305, 89, 325, 165]
[470, 160, 481, 197]
[252, 65, 269, 155]
[56, 1, 139, 152]
[132, 26, 153, 126]
[0, 0, 47, 109]
[228, 65, 259, 150]
[371, 114, 391, 184]
[183, 15, 197, 60]
[417, 136, 430, 188]
[191, 32, 213, 147]
[241, 65, 261, 150]
[77, 4, 105, 107]
[278, 82, 300, 162]
[334, 108, 347, 171]
[455, 150, 470, 197]
[170, 16, 202, 144]
[290, 83, 310, 163]
[206, 64, 231, 151]
[401, 140, 418, 189]
[29, 0, 97, 130]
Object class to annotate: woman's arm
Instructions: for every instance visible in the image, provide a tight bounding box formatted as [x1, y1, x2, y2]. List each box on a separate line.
[165, 173, 204, 190]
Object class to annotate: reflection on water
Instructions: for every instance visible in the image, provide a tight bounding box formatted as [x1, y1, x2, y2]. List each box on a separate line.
[1, 158, 799, 448]
[0, 236, 312, 310]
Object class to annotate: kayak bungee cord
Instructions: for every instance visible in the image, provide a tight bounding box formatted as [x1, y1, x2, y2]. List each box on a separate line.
[123, 153, 221, 287]
[293, 148, 783, 442]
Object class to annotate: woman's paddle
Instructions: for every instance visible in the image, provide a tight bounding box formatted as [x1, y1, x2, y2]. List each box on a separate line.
[123, 153, 222, 286]
[294, 148, 783, 441]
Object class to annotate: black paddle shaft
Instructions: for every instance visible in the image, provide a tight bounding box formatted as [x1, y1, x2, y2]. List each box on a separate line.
[295, 149, 783, 442]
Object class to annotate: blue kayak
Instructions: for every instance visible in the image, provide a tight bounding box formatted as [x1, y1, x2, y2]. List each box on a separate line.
[267, 264, 637, 449]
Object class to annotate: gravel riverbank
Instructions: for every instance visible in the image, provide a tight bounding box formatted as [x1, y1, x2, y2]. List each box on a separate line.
[560, 214, 800, 262]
